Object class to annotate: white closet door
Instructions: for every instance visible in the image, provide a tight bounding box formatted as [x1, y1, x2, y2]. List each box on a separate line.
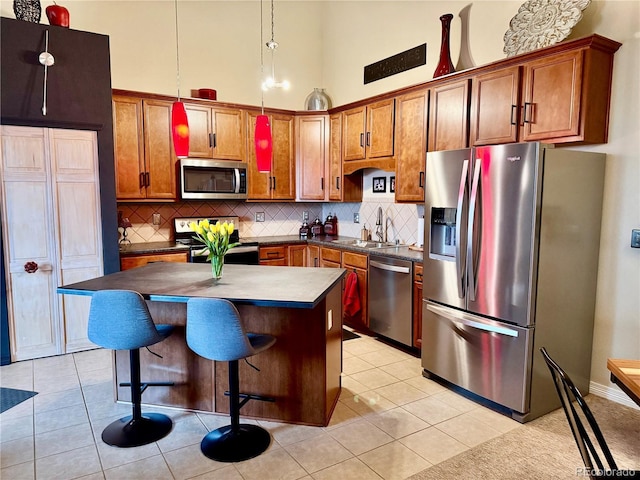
[50, 129, 103, 353]
[1, 126, 61, 360]
[1, 126, 103, 360]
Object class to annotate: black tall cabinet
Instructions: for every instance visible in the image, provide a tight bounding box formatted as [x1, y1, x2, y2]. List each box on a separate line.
[0, 17, 119, 365]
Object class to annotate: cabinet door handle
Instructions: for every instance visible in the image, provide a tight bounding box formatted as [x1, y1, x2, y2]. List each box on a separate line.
[510, 105, 517, 126]
[523, 102, 532, 124]
[419, 171, 425, 188]
[209, 133, 214, 148]
[212, 133, 217, 148]
[360, 133, 364, 147]
[269, 176, 273, 190]
[272, 176, 276, 191]
[145, 172, 150, 187]
[139, 172, 145, 188]
[336, 177, 340, 190]
[24, 261, 38, 274]
[366, 132, 371, 146]
[321, 178, 324, 190]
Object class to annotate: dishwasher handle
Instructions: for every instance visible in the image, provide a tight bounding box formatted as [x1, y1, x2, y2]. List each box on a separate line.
[370, 260, 411, 274]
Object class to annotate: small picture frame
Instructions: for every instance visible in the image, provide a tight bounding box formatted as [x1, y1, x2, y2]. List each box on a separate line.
[373, 177, 386, 193]
[390, 176, 396, 193]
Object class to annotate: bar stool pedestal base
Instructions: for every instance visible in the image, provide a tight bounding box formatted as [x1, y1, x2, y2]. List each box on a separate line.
[201, 424, 271, 462]
[102, 413, 173, 448]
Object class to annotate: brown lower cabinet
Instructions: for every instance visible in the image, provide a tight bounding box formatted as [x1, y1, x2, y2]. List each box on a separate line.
[412, 263, 423, 349]
[259, 245, 288, 266]
[341, 251, 368, 330]
[307, 245, 320, 267]
[120, 251, 188, 271]
[288, 244, 307, 266]
[319, 246, 341, 268]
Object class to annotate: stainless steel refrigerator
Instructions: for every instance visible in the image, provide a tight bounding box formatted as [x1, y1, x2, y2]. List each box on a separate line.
[422, 142, 605, 422]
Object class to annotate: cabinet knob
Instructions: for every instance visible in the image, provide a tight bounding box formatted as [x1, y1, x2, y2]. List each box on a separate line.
[24, 261, 38, 274]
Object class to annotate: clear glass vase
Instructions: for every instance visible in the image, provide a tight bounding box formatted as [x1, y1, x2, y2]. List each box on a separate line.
[305, 88, 331, 111]
[211, 254, 224, 281]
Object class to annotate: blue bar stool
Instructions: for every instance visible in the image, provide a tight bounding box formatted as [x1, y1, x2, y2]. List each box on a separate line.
[88, 290, 174, 447]
[186, 298, 276, 462]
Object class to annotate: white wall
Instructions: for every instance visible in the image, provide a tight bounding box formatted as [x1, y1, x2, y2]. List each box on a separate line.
[2, 0, 637, 403]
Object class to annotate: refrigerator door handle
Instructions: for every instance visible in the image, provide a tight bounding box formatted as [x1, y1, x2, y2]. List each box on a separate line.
[426, 303, 519, 338]
[455, 160, 469, 299]
[467, 159, 482, 301]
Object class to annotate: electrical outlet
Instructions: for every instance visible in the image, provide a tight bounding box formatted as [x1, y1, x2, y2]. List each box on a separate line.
[152, 213, 161, 225]
[303, 211, 309, 221]
[631, 229, 640, 248]
[255, 212, 265, 222]
[353, 212, 360, 223]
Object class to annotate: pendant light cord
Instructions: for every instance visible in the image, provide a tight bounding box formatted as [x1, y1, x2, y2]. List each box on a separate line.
[260, 0, 264, 113]
[174, 0, 182, 101]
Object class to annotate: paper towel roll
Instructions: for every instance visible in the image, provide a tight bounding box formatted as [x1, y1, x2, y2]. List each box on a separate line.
[417, 217, 425, 247]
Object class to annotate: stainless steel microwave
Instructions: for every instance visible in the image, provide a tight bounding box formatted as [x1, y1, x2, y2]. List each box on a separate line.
[179, 159, 248, 200]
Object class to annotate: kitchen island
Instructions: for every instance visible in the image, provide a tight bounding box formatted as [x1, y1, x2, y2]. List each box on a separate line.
[58, 262, 346, 426]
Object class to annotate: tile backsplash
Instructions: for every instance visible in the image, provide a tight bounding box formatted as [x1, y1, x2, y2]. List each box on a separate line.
[118, 170, 424, 245]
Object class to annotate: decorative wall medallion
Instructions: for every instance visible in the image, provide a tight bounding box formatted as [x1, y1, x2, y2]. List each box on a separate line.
[13, 0, 41, 22]
[503, 0, 591, 57]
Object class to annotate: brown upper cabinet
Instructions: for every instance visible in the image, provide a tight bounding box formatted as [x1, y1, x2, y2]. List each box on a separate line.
[296, 114, 329, 201]
[113, 95, 177, 201]
[469, 66, 521, 145]
[470, 41, 619, 146]
[247, 111, 295, 201]
[394, 89, 429, 203]
[428, 78, 471, 152]
[297, 113, 362, 202]
[184, 103, 245, 161]
[328, 114, 363, 202]
[342, 99, 395, 165]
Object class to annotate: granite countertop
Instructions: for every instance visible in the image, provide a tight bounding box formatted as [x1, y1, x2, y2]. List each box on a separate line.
[119, 236, 424, 263]
[58, 262, 346, 309]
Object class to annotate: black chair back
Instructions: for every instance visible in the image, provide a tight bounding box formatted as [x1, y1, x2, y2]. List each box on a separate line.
[540, 347, 618, 476]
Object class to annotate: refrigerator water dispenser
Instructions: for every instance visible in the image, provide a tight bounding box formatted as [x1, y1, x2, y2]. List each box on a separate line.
[429, 207, 457, 260]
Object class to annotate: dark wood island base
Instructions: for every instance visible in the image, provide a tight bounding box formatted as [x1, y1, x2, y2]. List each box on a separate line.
[58, 262, 345, 427]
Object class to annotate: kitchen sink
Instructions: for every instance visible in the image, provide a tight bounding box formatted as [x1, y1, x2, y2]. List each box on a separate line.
[331, 239, 399, 249]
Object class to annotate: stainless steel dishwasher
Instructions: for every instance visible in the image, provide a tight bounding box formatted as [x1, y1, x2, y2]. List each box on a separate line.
[368, 254, 413, 346]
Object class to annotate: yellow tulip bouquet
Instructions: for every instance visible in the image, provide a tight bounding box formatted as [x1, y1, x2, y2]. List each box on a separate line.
[189, 219, 239, 279]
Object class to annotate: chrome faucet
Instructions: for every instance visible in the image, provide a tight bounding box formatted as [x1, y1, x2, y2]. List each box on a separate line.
[375, 207, 384, 242]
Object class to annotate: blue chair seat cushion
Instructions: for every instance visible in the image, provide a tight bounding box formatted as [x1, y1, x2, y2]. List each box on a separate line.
[88, 290, 174, 351]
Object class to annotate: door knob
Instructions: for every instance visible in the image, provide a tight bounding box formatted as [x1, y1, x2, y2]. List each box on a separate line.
[24, 261, 39, 274]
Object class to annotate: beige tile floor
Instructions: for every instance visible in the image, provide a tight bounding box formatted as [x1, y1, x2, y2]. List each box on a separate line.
[0, 331, 520, 480]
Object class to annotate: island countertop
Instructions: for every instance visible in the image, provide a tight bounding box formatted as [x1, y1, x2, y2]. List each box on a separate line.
[58, 262, 346, 309]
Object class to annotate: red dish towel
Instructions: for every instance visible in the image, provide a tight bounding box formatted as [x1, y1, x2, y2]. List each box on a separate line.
[343, 271, 361, 317]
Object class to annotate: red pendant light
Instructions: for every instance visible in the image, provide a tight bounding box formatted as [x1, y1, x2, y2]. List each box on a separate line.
[255, 114, 272, 173]
[172, 101, 189, 158]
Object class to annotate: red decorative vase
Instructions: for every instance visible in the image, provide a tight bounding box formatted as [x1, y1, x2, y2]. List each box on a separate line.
[433, 13, 455, 78]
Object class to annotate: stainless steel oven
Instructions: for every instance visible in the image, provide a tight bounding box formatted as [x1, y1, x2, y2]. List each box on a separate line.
[173, 216, 259, 265]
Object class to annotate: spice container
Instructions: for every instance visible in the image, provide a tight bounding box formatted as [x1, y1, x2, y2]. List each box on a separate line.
[324, 213, 336, 236]
[311, 218, 324, 237]
[299, 221, 310, 239]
